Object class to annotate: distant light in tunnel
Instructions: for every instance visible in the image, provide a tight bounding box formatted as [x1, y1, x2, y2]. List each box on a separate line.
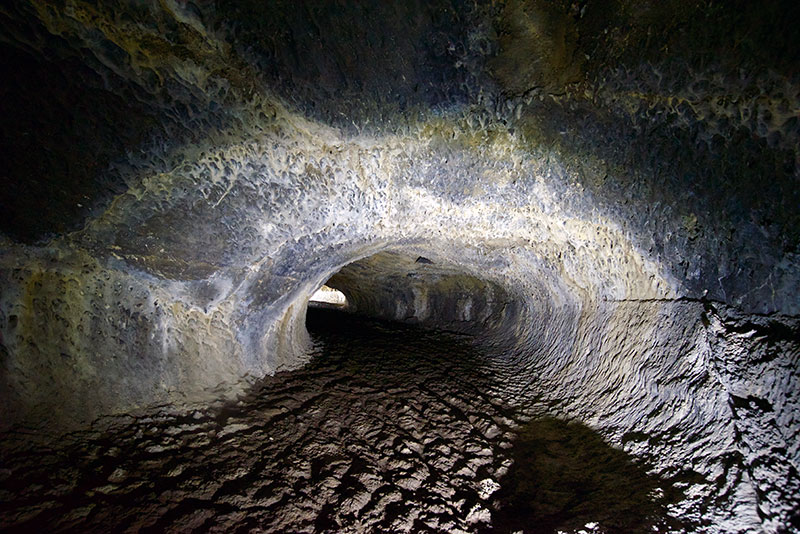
[309, 285, 348, 307]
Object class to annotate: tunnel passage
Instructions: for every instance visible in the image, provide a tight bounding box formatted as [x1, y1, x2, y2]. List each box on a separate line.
[3, 236, 796, 530]
[2, 245, 704, 533]
[270, 244, 798, 532]
[0, 305, 691, 534]
[319, 250, 522, 337]
[0, 0, 798, 531]
[5, 241, 790, 532]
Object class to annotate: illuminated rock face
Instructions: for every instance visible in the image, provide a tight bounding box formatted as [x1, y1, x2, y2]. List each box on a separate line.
[0, 1, 798, 531]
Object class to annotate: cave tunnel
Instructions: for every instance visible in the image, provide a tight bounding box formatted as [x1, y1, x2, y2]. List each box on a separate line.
[1, 1, 799, 532]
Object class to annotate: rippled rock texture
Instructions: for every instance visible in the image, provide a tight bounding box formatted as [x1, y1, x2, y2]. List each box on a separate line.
[0, 0, 799, 532]
[0, 309, 683, 533]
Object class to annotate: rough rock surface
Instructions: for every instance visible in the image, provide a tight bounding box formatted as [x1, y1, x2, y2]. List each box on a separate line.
[0, 0, 798, 531]
[0, 310, 683, 533]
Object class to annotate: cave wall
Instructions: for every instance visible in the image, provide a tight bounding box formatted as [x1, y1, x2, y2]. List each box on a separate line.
[529, 299, 799, 531]
[2, 0, 796, 310]
[0, 0, 798, 530]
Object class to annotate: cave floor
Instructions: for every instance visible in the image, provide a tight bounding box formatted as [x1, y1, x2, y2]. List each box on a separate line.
[0, 309, 675, 533]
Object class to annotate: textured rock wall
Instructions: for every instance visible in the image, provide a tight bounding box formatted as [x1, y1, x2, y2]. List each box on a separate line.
[525, 300, 764, 531]
[705, 305, 800, 531]
[0, 0, 798, 530]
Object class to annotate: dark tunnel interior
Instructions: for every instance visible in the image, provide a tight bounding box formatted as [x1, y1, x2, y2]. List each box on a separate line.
[1, 1, 799, 532]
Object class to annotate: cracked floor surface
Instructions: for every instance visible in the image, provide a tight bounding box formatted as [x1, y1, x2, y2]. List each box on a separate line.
[0, 308, 672, 533]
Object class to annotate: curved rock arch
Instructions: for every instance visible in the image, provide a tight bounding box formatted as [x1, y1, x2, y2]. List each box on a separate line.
[0, 0, 798, 529]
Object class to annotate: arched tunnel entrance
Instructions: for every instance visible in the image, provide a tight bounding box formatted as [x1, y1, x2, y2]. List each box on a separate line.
[0, 246, 697, 533]
[308, 285, 348, 308]
[291, 249, 686, 532]
[311, 250, 521, 336]
[4, 242, 795, 533]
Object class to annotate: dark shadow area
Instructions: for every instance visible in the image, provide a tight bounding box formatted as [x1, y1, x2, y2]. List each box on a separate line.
[484, 417, 684, 534]
[321, 250, 521, 339]
[0, 43, 152, 243]
[214, 0, 490, 129]
[303, 306, 486, 374]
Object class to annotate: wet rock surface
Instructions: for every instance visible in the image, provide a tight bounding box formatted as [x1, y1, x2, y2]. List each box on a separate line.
[0, 308, 675, 533]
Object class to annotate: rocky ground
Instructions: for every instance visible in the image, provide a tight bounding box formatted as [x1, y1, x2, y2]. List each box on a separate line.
[0, 308, 675, 533]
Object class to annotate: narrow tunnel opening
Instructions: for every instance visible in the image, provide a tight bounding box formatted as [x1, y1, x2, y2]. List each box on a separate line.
[304, 250, 524, 341]
[308, 284, 349, 309]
